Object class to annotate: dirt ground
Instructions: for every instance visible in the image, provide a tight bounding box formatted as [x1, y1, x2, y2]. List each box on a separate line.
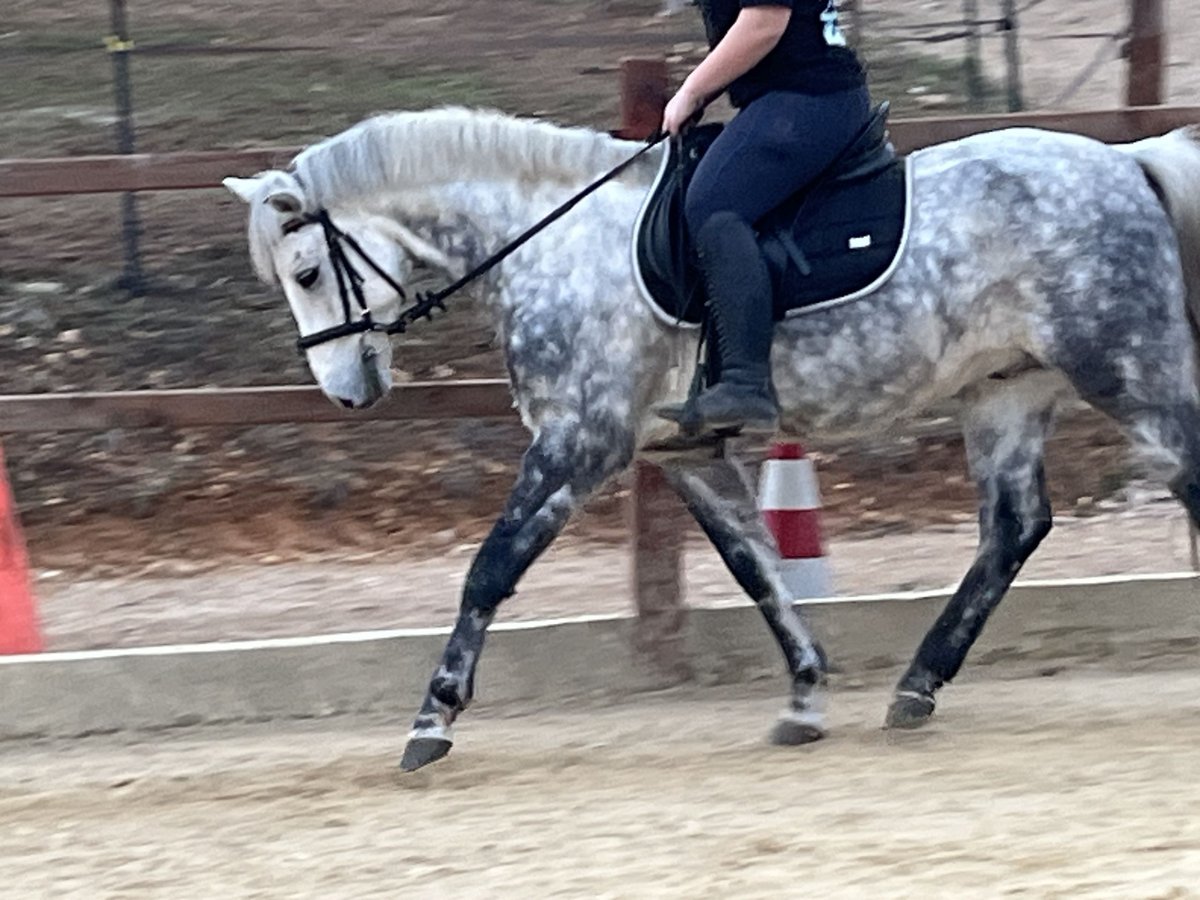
[3, 668, 1200, 898]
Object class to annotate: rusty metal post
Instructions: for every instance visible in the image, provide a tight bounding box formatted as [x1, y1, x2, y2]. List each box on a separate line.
[1126, 0, 1165, 106]
[618, 57, 691, 679]
[106, 0, 145, 296]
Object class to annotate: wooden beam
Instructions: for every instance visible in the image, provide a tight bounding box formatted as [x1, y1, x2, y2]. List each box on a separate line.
[617, 57, 669, 141]
[616, 58, 690, 676]
[6, 107, 1200, 199]
[0, 148, 299, 198]
[0, 380, 515, 433]
[629, 461, 692, 683]
[1127, 0, 1166, 107]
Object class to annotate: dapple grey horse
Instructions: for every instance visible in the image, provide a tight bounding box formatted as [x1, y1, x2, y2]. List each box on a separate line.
[224, 108, 1200, 771]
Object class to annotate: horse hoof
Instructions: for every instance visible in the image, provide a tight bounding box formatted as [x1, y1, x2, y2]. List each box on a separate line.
[885, 693, 936, 730]
[400, 736, 453, 772]
[769, 712, 826, 746]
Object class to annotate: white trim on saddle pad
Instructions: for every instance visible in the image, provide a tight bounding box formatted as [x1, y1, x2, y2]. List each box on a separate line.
[630, 144, 690, 329]
[631, 154, 917, 330]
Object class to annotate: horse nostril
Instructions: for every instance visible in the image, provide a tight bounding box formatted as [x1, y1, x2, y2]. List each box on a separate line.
[338, 397, 356, 409]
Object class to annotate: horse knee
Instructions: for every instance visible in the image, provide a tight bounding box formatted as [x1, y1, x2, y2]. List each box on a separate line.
[1018, 513, 1052, 556]
[986, 470, 1050, 554]
[462, 556, 515, 615]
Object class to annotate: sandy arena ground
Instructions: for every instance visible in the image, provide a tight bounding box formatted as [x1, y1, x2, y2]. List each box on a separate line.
[3, 669, 1200, 898]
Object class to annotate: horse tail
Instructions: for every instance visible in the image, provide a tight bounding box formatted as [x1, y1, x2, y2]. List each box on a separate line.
[1117, 126, 1200, 344]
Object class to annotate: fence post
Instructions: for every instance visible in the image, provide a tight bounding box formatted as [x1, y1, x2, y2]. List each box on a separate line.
[1001, 0, 1025, 112]
[107, 0, 145, 296]
[962, 0, 986, 111]
[617, 58, 691, 679]
[843, 0, 863, 50]
[629, 463, 692, 680]
[1126, 0, 1165, 106]
[618, 57, 669, 140]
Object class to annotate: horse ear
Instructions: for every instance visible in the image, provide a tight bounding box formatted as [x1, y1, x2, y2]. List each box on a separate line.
[222, 176, 263, 203]
[222, 175, 304, 215]
[375, 218, 459, 274]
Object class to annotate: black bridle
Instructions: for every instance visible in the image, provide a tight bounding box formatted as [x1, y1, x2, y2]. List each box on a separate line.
[290, 131, 667, 355]
[291, 209, 438, 353]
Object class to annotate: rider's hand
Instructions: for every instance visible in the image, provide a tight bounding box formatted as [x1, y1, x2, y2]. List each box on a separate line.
[663, 86, 704, 136]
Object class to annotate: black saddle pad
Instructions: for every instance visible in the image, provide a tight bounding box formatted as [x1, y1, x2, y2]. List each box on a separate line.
[634, 102, 909, 328]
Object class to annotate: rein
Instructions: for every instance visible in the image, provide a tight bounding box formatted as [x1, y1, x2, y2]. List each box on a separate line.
[293, 130, 667, 354]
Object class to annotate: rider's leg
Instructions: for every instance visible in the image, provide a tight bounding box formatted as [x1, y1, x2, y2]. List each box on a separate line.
[660, 86, 871, 435]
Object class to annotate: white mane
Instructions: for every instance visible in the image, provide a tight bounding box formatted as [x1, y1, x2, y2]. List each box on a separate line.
[291, 106, 646, 210]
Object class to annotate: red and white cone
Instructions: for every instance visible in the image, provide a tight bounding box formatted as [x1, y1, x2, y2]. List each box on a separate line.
[758, 442, 834, 601]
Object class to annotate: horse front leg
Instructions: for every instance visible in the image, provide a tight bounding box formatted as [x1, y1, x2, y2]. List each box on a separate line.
[662, 451, 829, 745]
[401, 429, 628, 771]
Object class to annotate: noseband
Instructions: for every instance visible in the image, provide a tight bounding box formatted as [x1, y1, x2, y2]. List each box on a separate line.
[291, 210, 445, 354]
[289, 131, 667, 355]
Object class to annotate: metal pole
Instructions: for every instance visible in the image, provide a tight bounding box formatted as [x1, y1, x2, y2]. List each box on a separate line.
[1001, 0, 1024, 112]
[107, 0, 145, 296]
[962, 0, 985, 111]
[1126, 0, 1165, 106]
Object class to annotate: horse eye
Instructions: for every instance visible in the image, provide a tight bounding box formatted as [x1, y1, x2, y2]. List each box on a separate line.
[296, 266, 320, 289]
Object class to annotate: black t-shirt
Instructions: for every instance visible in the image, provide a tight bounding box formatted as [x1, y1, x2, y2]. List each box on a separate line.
[696, 0, 866, 107]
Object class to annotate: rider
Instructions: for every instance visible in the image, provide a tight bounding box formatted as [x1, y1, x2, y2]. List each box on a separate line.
[659, 0, 871, 435]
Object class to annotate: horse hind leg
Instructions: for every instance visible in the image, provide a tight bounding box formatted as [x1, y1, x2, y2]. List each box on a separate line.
[887, 374, 1058, 728]
[662, 452, 829, 745]
[1123, 403, 1200, 541]
[1055, 336, 1200, 553]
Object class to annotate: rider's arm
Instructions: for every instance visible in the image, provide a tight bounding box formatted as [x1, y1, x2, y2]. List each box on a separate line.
[664, 5, 791, 133]
[683, 5, 791, 101]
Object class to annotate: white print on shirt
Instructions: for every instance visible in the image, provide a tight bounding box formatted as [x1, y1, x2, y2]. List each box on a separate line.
[821, 0, 847, 47]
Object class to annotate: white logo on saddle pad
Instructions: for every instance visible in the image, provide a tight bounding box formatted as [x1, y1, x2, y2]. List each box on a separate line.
[849, 234, 872, 250]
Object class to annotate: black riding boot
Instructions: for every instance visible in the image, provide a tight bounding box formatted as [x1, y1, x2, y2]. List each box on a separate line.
[659, 211, 779, 435]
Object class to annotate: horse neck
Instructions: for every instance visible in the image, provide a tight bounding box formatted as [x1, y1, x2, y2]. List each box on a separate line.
[383, 180, 593, 306]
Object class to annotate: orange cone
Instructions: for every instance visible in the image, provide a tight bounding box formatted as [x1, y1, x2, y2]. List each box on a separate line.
[0, 445, 42, 654]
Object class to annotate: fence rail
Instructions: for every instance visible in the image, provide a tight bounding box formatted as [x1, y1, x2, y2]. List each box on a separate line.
[6, 105, 1200, 199]
[0, 381, 516, 433]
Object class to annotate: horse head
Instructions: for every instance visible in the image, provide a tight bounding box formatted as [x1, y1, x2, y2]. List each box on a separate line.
[223, 171, 453, 409]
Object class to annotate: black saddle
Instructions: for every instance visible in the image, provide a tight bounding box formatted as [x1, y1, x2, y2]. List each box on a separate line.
[634, 101, 910, 327]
